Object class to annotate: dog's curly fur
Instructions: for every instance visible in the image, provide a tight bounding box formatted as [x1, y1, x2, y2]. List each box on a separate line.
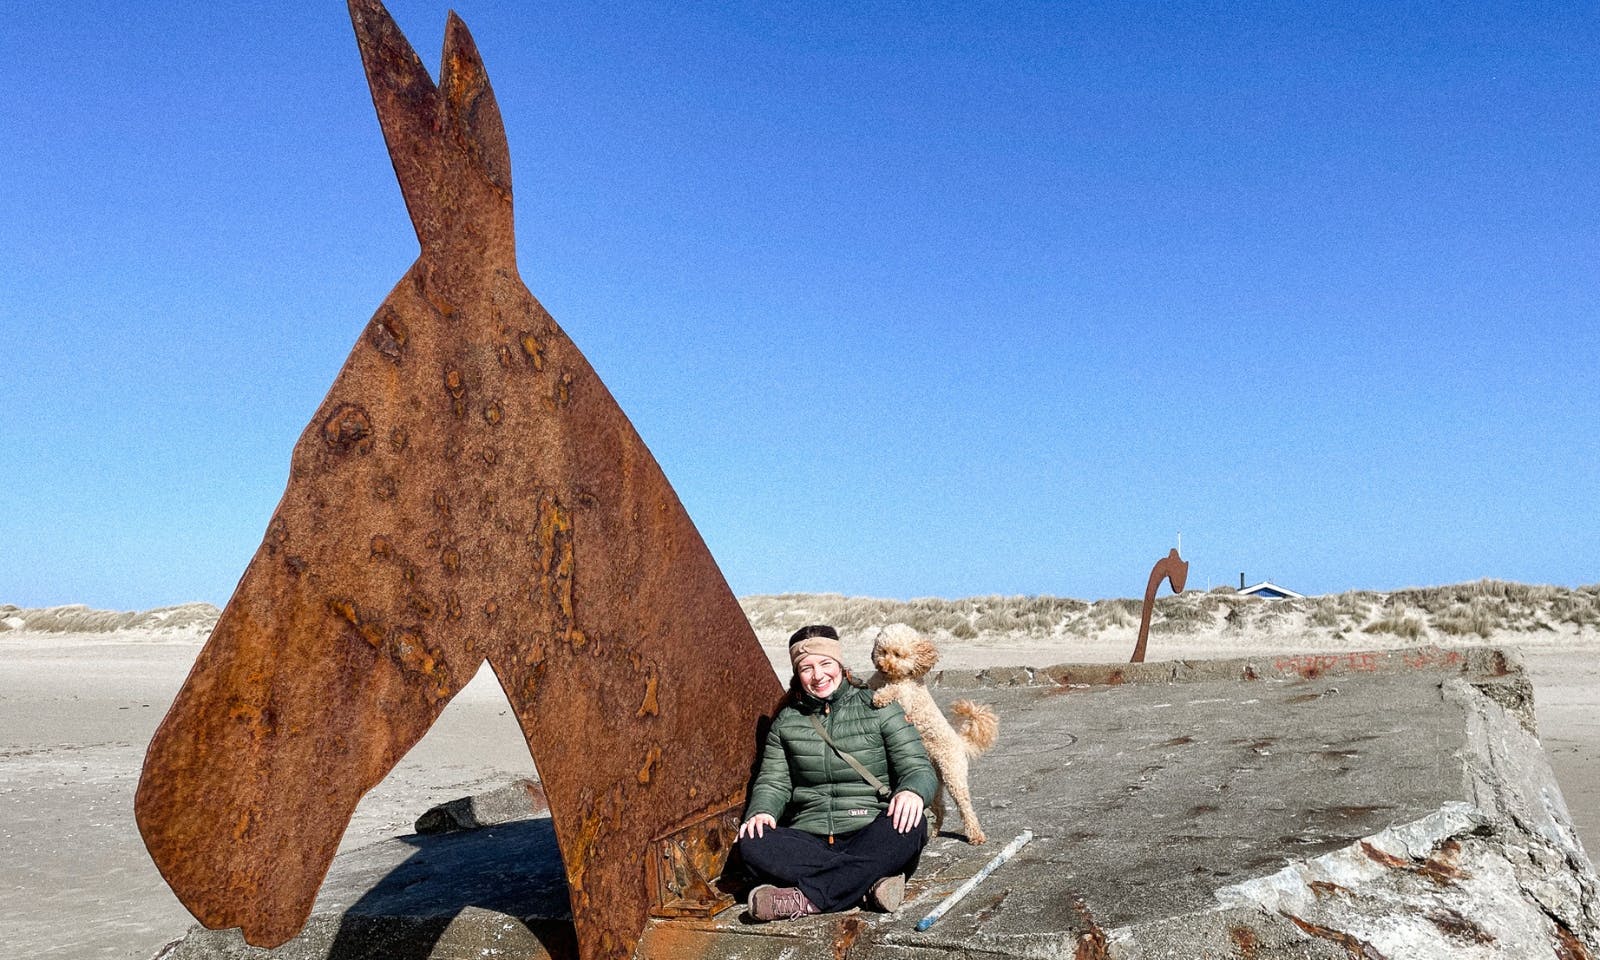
[869, 623, 999, 844]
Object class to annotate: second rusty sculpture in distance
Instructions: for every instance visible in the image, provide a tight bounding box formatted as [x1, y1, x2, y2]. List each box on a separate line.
[134, 3, 783, 959]
[1130, 548, 1189, 663]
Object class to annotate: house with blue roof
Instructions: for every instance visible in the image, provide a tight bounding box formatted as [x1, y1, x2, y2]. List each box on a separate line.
[1238, 580, 1305, 600]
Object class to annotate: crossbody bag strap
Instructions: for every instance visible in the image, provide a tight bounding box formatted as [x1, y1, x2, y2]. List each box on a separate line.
[807, 712, 891, 799]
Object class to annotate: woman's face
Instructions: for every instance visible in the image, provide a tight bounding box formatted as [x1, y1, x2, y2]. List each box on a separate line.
[797, 654, 843, 698]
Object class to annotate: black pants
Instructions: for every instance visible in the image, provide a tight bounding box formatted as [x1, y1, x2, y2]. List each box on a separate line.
[736, 814, 928, 912]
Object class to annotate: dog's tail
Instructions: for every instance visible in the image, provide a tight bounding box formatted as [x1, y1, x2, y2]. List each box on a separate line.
[950, 699, 999, 758]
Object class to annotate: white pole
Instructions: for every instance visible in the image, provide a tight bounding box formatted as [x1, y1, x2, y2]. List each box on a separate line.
[913, 830, 1033, 932]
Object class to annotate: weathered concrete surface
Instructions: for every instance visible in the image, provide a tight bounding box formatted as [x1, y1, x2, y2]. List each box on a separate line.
[155, 646, 1599, 959]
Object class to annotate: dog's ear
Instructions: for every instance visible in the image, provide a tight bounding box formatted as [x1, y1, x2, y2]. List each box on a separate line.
[913, 636, 940, 677]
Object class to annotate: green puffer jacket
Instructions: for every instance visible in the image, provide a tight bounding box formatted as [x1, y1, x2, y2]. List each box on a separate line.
[745, 682, 938, 838]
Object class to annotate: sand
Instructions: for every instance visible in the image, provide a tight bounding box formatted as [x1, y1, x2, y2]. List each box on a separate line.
[1, 628, 1595, 960]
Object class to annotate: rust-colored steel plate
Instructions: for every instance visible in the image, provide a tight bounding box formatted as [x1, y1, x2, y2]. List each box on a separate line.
[1130, 548, 1189, 663]
[134, 4, 782, 958]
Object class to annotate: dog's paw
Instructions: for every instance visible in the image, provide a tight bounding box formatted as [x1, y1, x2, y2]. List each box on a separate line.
[871, 690, 893, 707]
[967, 828, 987, 844]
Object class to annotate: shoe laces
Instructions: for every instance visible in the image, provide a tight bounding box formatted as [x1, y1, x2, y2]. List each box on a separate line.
[774, 889, 814, 919]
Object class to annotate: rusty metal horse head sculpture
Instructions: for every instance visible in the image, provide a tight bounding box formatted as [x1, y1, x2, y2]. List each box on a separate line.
[1129, 548, 1189, 663]
[135, 4, 782, 958]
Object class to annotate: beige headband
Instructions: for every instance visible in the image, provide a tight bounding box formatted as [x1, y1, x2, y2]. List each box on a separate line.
[789, 636, 845, 671]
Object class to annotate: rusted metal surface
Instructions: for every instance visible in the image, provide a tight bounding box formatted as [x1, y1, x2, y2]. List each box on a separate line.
[1284, 914, 1390, 958]
[1068, 895, 1110, 960]
[133, 4, 782, 959]
[644, 802, 741, 918]
[1129, 548, 1188, 663]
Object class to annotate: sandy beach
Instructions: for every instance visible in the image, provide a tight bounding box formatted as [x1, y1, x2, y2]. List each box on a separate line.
[1, 612, 1595, 960]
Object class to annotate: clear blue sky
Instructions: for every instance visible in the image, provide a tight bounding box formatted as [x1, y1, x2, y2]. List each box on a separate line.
[3, 1, 1596, 609]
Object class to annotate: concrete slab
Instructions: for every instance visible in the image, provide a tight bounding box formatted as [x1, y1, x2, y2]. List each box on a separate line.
[154, 647, 1600, 959]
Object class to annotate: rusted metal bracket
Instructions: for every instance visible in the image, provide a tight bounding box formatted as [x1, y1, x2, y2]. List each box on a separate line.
[644, 800, 744, 919]
[134, 4, 782, 959]
[1130, 548, 1189, 663]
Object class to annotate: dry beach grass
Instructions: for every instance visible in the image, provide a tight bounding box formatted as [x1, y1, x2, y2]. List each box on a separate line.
[1, 581, 1596, 958]
[738, 578, 1600, 649]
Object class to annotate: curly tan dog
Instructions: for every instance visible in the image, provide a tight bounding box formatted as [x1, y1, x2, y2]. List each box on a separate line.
[869, 623, 999, 843]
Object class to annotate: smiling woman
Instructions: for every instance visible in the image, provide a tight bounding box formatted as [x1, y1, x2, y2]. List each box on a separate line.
[796, 649, 842, 698]
[735, 624, 937, 920]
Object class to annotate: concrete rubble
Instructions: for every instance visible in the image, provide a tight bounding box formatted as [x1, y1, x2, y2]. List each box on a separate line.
[414, 779, 549, 835]
[153, 646, 1599, 959]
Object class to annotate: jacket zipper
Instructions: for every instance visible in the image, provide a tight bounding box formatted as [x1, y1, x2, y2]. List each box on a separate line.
[824, 702, 834, 845]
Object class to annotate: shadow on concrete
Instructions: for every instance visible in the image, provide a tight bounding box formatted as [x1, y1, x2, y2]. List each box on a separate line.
[325, 817, 577, 960]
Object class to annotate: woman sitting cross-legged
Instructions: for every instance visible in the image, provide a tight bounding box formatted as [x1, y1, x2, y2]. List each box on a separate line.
[736, 624, 938, 921]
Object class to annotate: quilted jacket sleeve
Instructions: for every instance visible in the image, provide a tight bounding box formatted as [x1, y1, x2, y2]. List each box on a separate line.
[879, 702, 938, 803]
[744, 713, 793, 822]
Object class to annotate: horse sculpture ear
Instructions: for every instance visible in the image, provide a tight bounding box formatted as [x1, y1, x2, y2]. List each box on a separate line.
[347, 0, 512, 257]
[439, 12, 512, 199]
[347, 0, 443, 246]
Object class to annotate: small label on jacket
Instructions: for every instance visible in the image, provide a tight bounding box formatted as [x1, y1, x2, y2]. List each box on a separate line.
[847, 808, 872, 817]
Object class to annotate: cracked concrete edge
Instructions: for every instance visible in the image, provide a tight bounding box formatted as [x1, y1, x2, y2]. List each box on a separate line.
[413, 778, 549, 834]
[929, 645, 1526, 693]
[1187, 823, 1589, 959]
[1104, 680, 1600, 959]
[1206, 802, 1485, 914]
[1447, 676, 1600, 942]
[1104, 907, 1348, 960]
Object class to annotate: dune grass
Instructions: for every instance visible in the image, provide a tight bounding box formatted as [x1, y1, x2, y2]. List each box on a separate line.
[742, 578, 1599, 645]
[6, 579, 1597, 647]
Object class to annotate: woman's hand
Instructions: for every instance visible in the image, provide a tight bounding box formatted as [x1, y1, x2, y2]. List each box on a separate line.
[887, 790, 925, 834]
[738, 813, 777, 839]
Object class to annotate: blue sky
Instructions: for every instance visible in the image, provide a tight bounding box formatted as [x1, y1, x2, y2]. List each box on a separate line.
[3, 1, 1596, 609]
